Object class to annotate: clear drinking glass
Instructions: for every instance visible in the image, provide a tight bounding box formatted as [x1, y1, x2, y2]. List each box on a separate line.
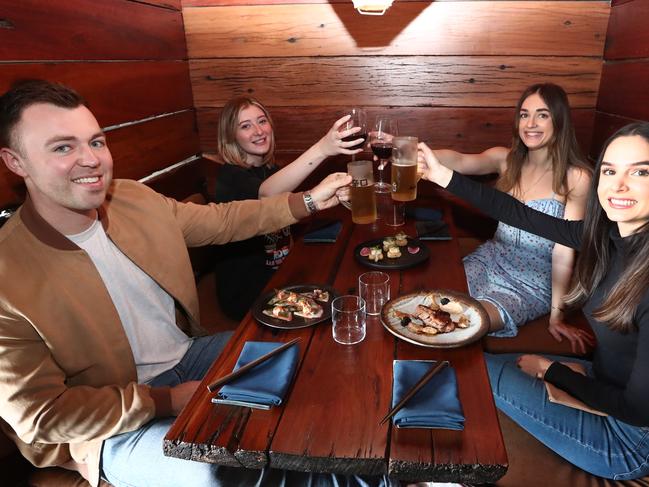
[358, 271, 390, 315]
[391, 136, 419, 202]
[332, 295, 367, 345]
[342, 108, 367, 161]
[370, 117, 398, 191]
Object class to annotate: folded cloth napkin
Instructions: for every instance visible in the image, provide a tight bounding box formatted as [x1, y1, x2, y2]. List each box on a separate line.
[303, 220, 342, 243]
[217, 341, 299, 406]
[392, 360, 465, 430]
[405, 207, 442, 222]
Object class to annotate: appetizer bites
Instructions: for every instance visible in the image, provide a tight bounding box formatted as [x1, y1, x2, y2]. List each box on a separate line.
[392, 293, 470, 336]
[263, 288, 330, 322]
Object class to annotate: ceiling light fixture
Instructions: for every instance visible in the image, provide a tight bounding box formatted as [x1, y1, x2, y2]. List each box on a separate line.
[352, 0, 394, 15]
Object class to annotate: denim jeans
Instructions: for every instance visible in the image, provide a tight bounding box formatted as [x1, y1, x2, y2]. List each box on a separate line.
[101, 334, 397, 487]
[486, 353, 649, 480]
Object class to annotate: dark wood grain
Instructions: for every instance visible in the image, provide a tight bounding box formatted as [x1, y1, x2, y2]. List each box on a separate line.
[597, 61, 649, 122]
[589, 111, 642, 161]
[604, 0, 649, 59]
[197, 107, 596, 156]
[190, 57, 601, 109]
[0, 0, 186, 60]
[107, 111, 200, 180]
[0, 62, 193, 128]
[183, 2, 608, 57]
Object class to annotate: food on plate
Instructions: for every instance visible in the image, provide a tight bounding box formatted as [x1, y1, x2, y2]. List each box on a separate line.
[395, 232, 408, 246]
[369, 246, 384, 262]
[386, 246, 402, 259]
[392, 293, 470, 336]
[382, 237, 396, 252]
[359, 247, 371, 257]
[407, 246, 420, 254]
[263, 288, 329, 322]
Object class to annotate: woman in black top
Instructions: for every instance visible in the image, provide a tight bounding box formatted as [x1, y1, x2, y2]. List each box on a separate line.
[212, 96, 363, 320]
[417, 123, 649, 480]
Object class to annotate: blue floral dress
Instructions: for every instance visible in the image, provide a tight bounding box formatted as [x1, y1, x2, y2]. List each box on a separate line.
[463, 196, 565, 337]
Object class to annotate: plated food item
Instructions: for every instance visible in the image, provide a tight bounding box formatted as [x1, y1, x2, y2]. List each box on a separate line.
[381, 290, 489, 347]
[354, 235, 429, 270]
[253, 285, 336, 329]
[263, 288, 330, 322]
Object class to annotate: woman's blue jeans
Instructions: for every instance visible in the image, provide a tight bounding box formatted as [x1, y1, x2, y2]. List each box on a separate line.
[486, 353, 649, 480]
[101, 334, 396, 487]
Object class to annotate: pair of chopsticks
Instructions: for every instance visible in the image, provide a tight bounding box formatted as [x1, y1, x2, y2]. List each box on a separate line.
[379, 360, 449, 425]
[207, 337, 301, 393]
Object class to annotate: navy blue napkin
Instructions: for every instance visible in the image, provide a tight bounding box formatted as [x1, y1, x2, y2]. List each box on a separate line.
[303, 220, 342, 243]
[217, 341, 299, 406]
[405, 207, 442, 222]
[392, 360, 465, 429]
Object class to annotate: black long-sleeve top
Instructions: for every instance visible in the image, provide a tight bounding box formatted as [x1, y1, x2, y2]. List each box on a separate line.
[447, 172, 649, 426]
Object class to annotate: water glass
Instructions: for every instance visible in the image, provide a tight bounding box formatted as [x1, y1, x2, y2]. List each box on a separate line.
[385, 201, 405, 226]
[359, 272, 390, 315]
[332, 295, 366, 345]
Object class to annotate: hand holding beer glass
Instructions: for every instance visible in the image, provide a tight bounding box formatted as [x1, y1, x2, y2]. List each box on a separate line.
[391, 136, 419, 202]
[348, 160, 377, 224]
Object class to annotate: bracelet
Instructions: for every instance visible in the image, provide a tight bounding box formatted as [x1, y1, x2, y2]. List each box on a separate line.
[303, 191, 318, 214]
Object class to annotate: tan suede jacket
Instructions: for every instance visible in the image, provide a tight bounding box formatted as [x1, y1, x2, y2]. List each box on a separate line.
[0, 179, 301, 486]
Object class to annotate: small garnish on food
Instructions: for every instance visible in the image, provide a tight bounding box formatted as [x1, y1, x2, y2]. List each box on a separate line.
[440, 297, 450, 305]
[407, 246, 420, 254]
[359, 247, 371, 257]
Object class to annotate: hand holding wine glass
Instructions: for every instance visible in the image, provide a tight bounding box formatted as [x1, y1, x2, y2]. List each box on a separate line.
[370, 117, 398, 190]
[341, 108, 368, 160]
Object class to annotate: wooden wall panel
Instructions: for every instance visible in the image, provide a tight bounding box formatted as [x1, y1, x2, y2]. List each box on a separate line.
[591, 0, 648, 159]
[603, 0, 649, 59]
[596, 61, 649, 122]
[184, 2, 608, 58]
[0, 0, 187, 61]
[139, 0, 181, 9]
[190, 57, 601, 108]
[107, 111, 200, 180]
[0, 62, 193, 127]
[197, 107, 595, 155]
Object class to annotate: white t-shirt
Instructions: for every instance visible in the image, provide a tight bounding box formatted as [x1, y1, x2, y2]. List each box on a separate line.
[67, 219, 191, 383]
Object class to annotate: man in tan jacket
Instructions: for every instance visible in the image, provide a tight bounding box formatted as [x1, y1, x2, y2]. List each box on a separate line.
[0, 80, 366, 487]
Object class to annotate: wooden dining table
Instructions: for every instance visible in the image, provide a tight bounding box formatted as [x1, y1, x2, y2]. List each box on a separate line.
[164, 189, 508, 484]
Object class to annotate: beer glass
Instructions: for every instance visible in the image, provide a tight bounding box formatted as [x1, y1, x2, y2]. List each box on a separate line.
[391, 136, 419, 202]
[348, 160, 377, 224]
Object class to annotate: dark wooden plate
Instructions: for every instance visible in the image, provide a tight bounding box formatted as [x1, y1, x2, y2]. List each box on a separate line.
[252, 284, 337, 330]
[381, 289, 489, 348]
[354, 237, 430, 270]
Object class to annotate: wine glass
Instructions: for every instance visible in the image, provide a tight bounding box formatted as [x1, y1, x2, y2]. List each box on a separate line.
[370, 117, 398, 191]
[342, 108, 367, 161]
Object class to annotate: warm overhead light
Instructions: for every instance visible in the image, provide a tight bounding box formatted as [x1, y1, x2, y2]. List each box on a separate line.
[352, 0, 394, 15]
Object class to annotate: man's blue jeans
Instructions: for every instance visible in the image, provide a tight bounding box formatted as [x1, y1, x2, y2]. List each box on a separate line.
[101, 334, 396, 487]
[486, 353, 649, 480]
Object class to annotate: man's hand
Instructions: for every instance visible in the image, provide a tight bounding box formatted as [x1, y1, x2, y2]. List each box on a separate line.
[548, 316, 595, 355]
[417, 142, 453, 187]
[309, 172, 352, 211]
[317, 114, 364, 157]
[169, 381, 201, 415]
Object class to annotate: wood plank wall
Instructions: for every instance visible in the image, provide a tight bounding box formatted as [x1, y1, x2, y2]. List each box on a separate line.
[0, 0, 200, 208]
[590, 0, 649, 159]
[182, 0, 609, 168]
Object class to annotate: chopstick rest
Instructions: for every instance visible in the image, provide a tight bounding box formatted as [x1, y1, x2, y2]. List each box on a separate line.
[207, 337, 301, 393]
[379, 360, 449, 425]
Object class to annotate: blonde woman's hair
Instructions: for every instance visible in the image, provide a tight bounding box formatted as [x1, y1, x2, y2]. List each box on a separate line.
[216, 96, 275, 168]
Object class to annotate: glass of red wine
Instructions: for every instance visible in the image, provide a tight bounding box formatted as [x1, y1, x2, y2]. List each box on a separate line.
[370, 117, 398, 191]
[342, 108, 367, 161]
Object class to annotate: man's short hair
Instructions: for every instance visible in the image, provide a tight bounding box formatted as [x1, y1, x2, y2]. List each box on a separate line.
[0, 79, 87, 151]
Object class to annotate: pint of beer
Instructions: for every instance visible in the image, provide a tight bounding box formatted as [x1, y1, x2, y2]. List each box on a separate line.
[391, 136, 418, 202]
[348, 160, 377, 224]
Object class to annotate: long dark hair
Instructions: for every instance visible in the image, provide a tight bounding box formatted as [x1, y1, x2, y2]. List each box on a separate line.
[564, 122, 649, 332]
[498, 83, 591, 198]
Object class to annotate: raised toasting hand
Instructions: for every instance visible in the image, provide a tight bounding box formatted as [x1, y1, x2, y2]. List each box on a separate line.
[307, 172, 353, 211]
[417, 142, 454, 188]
